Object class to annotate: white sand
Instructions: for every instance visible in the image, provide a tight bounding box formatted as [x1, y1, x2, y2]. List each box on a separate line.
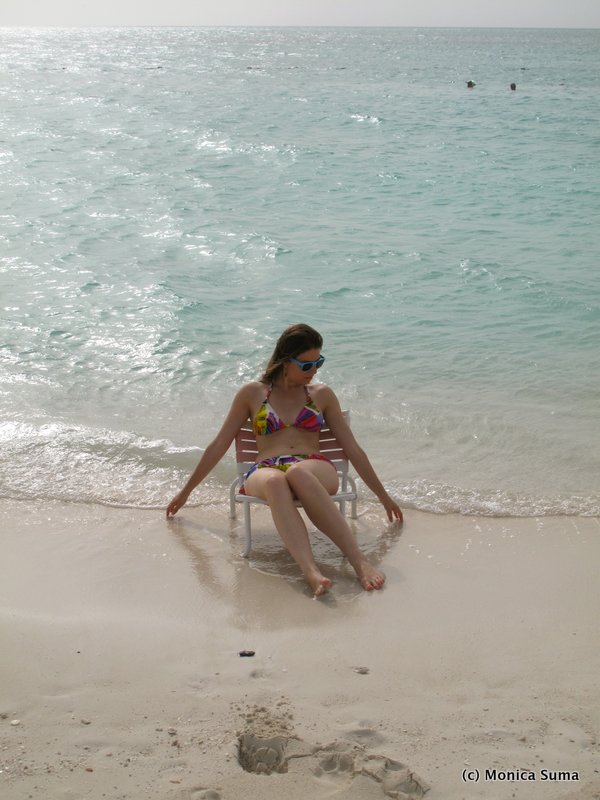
[1, 498, 599, 799]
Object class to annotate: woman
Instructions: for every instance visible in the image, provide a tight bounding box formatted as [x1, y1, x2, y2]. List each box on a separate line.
[167, 323, 402, 597]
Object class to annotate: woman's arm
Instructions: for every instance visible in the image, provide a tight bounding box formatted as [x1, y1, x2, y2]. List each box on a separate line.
[318, 386, 403, 523]
[166, 385, 254, 517]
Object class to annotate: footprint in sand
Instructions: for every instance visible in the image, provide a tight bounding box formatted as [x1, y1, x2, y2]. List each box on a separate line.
[236, 705, 429, 797]
[312, 741, 429, 798]
[189, 790, 221, 800]
[237, 732, 289, 775]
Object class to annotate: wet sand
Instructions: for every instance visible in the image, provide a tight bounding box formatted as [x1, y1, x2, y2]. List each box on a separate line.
[1, 499, 599, 799]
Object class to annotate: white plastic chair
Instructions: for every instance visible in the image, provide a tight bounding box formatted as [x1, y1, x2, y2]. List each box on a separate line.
[229, 411, 358, 557]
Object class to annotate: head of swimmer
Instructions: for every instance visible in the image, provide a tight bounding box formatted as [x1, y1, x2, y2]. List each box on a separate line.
[260, 323, 323, 385]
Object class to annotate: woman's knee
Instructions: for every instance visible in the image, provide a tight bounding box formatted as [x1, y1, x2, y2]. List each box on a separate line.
[286, 462, 337, 497]
[286, 466, 312, 487]
[244, 468, 291, 502]
[263, 470, 294, 501]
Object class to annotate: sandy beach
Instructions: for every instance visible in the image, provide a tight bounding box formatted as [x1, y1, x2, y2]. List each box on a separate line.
[1, 498, 599, 800]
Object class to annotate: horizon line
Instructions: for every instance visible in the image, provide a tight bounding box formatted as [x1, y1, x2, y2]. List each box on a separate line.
[1, 23, 599, 31]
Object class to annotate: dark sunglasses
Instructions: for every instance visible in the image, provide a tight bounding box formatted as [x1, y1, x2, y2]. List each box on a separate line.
[288, 355, 325, 372]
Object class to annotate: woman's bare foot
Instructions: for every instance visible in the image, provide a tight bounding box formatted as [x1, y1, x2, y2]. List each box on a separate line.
[305, 569, 333, 598]
[354, 558, 385, 591]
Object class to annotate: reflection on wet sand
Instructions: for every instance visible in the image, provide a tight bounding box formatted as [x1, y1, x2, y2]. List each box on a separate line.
[168, 505, 404, 628]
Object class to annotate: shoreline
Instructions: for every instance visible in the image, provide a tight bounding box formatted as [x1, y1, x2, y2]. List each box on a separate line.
[1, 499, 599, 799]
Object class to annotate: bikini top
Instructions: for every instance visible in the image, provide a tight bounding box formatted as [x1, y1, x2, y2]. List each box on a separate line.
[253, 385, 325, 436]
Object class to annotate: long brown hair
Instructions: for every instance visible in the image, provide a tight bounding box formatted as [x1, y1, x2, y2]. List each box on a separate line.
[259, 323, 323, 385]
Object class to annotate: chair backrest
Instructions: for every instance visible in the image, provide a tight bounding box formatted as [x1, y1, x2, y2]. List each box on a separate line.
[234, 411, 351, 467]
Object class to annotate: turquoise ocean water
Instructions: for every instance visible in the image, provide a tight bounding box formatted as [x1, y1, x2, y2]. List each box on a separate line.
[1, 26, 599, 516]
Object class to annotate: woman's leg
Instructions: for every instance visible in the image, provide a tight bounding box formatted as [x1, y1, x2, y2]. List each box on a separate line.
[243, 467, 332, 596]
[285, 461, 385, 591]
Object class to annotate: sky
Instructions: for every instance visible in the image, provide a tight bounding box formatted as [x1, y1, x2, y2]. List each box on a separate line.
[1, 0, 599, 28]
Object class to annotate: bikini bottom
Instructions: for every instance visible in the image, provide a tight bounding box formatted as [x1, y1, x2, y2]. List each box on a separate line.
[240, 453, 336, 494]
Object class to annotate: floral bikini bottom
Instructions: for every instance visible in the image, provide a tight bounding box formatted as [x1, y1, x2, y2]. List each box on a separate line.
[240, 453, 336, 494]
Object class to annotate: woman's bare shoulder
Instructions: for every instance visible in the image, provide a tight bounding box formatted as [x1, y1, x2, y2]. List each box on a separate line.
[309, 382, 338, 406]
[226, 382, 267, 421]
[236, 381, 267, 400]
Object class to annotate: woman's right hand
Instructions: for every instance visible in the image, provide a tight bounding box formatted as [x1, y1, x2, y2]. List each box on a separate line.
[166, 490, 189, 518]
[380, 493, 404, 524]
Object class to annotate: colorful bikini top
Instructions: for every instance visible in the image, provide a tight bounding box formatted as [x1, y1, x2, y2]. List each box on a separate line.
[253, 385, 325, 436]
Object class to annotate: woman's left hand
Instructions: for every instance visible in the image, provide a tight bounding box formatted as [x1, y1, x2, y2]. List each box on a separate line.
[381, 494, 403, 524]
[166, 489, 189, 518]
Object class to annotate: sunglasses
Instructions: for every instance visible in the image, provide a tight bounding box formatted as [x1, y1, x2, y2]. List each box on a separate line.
[288, 355, 325, 372]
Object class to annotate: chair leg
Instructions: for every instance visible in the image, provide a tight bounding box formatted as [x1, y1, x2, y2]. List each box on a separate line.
[229, 480, 239, 519]
[241, 501, 252, 558]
